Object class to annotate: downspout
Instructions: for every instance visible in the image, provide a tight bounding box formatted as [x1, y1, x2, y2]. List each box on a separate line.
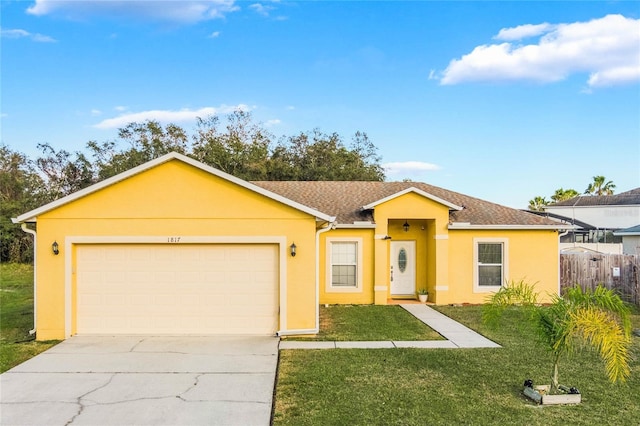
[314, 220, 336, 334]
[276, 218, 336, 336]
[20, 223, 37, 336]
[557, 229, 565, 297]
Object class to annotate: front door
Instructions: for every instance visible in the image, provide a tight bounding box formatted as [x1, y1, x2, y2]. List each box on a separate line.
[390, 241, 416, 296]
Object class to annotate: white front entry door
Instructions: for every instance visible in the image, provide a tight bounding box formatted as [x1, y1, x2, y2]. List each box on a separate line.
[390, 241, 416, 296]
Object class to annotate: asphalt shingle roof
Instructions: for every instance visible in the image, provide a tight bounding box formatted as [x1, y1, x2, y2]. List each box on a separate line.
[548, 188, 640, 207]
[252, 181, 558, 227]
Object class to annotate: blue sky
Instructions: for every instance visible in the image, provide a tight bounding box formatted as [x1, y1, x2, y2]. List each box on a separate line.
[2, 1, 639, 208]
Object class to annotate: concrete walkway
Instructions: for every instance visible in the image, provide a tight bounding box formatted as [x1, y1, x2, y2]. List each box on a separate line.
[279, 304, 500, 350]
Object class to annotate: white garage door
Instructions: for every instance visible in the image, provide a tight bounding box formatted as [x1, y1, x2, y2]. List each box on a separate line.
[76, 244, 279, 335]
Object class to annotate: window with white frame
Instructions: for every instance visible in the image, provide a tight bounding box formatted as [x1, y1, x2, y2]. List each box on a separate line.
[327, 238, 363, 292]
[474, 238, 508, 291]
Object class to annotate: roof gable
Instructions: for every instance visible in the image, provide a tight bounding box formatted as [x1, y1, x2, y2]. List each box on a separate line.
[14, 152, 335, 223]
[362, 187, 463, 211]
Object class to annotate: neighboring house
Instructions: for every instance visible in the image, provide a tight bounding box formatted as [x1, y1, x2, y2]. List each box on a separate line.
[613, 225, 640, 255]
[526, 210, 596, 243]
[543, 188, 640, 243]
[13, 152, 568, 340]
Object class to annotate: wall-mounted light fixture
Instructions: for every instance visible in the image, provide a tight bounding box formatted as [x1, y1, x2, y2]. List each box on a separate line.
[403, 221, 410, 232]
[52, 241, 60, 255]
[290, 242, 297, 257]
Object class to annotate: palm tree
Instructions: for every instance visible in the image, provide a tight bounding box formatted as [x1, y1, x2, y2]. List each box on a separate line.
[550, 188, 578, 203]
[484, 281, 631, 393]
[528, 196, 548, 211]
[585, 176, 616, 195]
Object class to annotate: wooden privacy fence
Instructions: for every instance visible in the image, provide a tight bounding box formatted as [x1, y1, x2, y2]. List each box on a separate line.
[560, 253, 640, 307]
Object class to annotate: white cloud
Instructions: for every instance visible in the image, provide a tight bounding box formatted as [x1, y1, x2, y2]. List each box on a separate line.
[588, 66, 640, 87]
[494, 23, 553, 41]
[0, 27, 56, 42]
[249, 2, 286, 19]
[249, 3, 270, 16]
[26, 0, 240, 23]
[90, 109, 102, 116]
[114, 105, 128, 112]
[265, 119, 281, 127]
[94, 104, 251, 129]
[208, 31, 221, 38]
[383, 161, 442, 176]
[440, 14, 640, 88]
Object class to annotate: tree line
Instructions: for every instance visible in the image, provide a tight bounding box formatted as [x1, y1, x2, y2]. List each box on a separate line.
[1, 110, 385, 263]
[528, 176, 616, 211]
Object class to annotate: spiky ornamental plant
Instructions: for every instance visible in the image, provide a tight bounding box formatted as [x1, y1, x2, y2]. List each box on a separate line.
[484, 281, 632, 393]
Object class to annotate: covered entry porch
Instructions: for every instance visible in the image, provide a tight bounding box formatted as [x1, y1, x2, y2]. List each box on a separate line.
[373, 218, 450, 305]
[365, 188, 463, 305]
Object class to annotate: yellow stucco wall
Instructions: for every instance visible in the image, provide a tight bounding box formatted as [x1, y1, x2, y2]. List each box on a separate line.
[33, 160, 319, 340]
[446, 229, 559, 304]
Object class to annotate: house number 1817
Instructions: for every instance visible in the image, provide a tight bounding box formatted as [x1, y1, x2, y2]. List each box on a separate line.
[167, 237, 181, 243]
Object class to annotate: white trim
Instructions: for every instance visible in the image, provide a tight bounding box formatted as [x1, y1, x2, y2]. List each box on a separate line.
[435, 285, 449, 291]
[449, 224, 573, 230]
[277, 328, 318, 336]
[362, 187, 463, 211]
[335, 223, 377, 229]
[15, 152, 335, 223]
[65, 235, 287, 338]
[434, 234, 449, 240]
[325, 237, 364, 293]
[20, 224, 37, 335]
[65, 235, 286, 244]
[374, 286, 388, 291]
[473, 238, 509, 293]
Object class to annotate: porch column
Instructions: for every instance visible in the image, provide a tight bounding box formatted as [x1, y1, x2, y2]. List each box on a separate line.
[433, 233, 450, 304]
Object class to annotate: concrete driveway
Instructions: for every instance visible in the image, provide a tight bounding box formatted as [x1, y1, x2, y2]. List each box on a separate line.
[0, 335, 280, 426]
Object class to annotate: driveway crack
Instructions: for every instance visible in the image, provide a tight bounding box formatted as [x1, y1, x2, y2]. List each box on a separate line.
[128, 337, 147, 352]
[176, 373, 203, 402]
[65, 373, 117, 425]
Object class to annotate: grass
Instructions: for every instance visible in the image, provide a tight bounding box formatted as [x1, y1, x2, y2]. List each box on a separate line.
[274, 305, 640, 425]
[0, 263, 58, 373]
[283, 304, 444, 341]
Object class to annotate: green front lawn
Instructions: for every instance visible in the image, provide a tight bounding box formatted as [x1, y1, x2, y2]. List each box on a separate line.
[0, 263, 58, 373]
[274, 305, 640, 425]
[284, 304, 444, 341]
